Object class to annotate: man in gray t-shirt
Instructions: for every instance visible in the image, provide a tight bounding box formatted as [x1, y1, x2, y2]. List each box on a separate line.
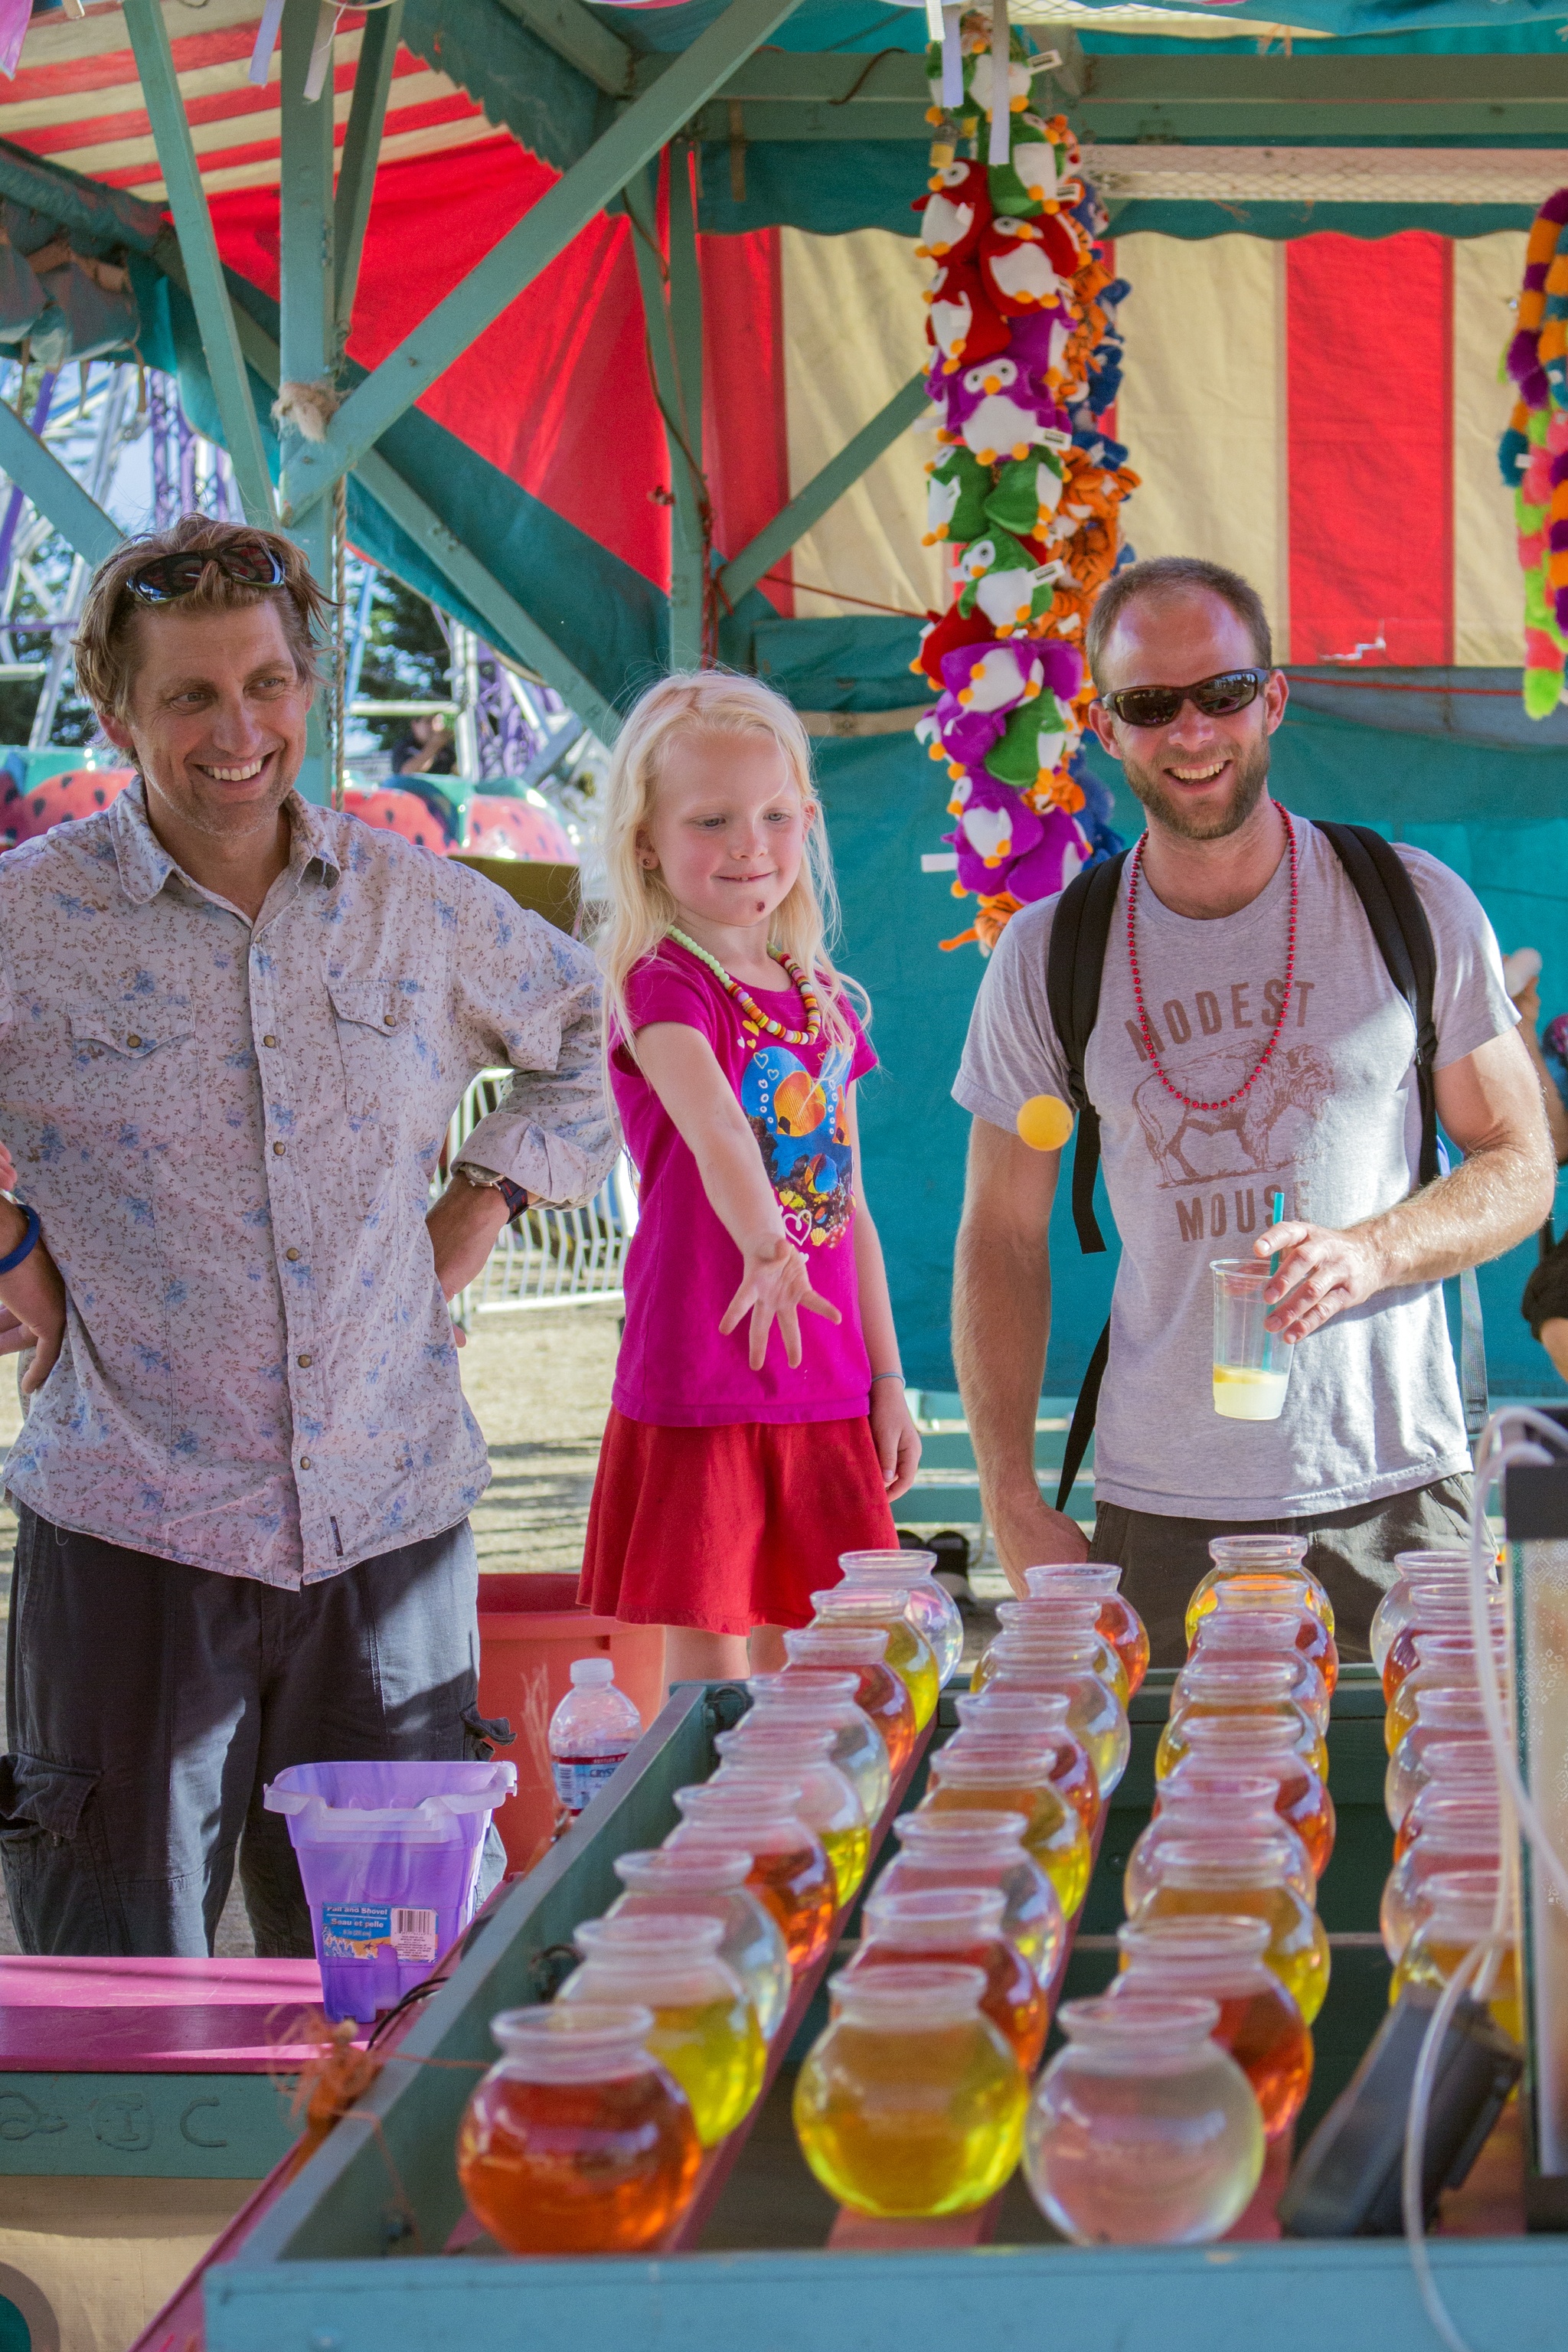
[952, 557, 1554, 1661]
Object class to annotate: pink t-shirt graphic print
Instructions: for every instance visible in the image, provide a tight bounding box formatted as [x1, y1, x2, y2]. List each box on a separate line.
[611, 942, 877, 1428]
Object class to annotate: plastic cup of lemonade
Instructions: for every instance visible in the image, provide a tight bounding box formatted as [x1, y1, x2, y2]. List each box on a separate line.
[1211, 1259, 1292, 1422]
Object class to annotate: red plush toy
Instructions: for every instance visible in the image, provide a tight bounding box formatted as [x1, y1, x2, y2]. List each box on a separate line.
[978, 215, 1075, 316]
[913, 159, 991, 263]
[925, 256, 1011, 373]
[913, 600, 995, 688]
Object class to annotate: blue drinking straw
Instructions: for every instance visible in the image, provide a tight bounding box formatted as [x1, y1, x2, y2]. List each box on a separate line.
[1264, 1188, 1285, 1372]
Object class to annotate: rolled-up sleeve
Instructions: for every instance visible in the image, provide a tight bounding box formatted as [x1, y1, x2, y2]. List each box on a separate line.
[449, 879, 618, 1206]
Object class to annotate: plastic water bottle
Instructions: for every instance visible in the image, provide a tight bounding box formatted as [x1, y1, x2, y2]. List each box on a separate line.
[548, 1658, 642, 1821]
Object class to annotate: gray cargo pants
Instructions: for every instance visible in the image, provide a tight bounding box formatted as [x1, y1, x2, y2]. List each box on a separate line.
[0, 1505, 510, 1957]
[1089, 1472, 1475, 1668]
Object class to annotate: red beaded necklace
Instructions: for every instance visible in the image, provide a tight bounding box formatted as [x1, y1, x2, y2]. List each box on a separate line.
[1125, 806, 1298, 1114]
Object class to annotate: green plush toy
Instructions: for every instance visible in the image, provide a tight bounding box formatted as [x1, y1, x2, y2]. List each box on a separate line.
[925, 444, 995, 547]
[982, 692, 1073, 788]
[989, 114, 1063, 217]
[956, 528, 1060, 632]
[985, 452, 1065, 541]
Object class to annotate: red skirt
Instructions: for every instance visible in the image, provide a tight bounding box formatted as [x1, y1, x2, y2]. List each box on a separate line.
[578, 1408, 900, 1637]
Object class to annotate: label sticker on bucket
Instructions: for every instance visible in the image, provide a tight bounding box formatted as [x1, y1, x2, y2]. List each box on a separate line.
[319, 1903, 439, 1965]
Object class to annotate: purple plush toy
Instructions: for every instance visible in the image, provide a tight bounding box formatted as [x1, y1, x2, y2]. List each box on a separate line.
[1034, 638, 1086, 703]
[940, 638, 1047, 714]
[946, 772, 1044, 886]
[998, 802, 1091, 903]
[1002, 307, 1076, 417]
[926, 350, 988, 440]
[930, 691, 1009, 773]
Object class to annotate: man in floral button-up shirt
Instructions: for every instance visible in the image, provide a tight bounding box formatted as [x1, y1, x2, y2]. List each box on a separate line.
[0, 518, 617, 1958]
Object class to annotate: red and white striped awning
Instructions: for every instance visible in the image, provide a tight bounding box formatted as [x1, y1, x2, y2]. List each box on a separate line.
[0, 0, 495, 199]
[0, 5, 1531, 668]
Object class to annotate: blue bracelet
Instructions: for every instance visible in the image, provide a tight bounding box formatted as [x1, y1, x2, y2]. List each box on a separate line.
[0, 1201, 39, 1276]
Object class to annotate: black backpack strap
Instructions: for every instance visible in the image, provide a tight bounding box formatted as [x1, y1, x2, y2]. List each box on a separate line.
[1315, 821, 1440, 1186]
[1041, 850, 1127, 1515]
[1056, 1317, 1108, 1513]
[1044, 848, 1129, 1254]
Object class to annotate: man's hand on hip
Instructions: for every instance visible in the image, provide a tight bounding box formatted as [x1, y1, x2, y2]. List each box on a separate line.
[426, 1178, 511, 1305]
[0, 1198, 67, 1393]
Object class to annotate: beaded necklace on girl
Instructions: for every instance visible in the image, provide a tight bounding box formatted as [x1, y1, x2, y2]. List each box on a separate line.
[667, 926, 822, 1048]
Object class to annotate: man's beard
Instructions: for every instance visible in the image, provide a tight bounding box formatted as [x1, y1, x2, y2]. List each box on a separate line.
[1119, 735, 1271, 842]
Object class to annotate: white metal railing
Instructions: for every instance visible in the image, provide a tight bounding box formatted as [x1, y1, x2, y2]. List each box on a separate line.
[437, 1069, 636, 1323]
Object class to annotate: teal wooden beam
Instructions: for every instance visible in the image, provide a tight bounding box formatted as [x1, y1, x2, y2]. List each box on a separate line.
[717, 371, 929, 609]
[0, 400, 122, 567]
[623, 162, 701, 565]
[494, 0, 632, 97]
[688, 99, 929, 141]
[665, 150, 705, 671]
[621, 168, 680, 429]
[635, 47, 926, 102]
[0, 134, 165, 254]
[624, 165, 703, 662]
[354, 451, 622, 743]
[1074, 51, 1568, 103]
[122, 0, 276, 528]
[165, 267, 619, 742]
[335, 0, 403, 341]
[279, 0, 338, 805]
[279, 0, 806, 524]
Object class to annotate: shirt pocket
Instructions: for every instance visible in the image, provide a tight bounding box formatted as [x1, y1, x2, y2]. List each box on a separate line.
[328, 976, 416, 1122]
[67, 995, 201, 1154]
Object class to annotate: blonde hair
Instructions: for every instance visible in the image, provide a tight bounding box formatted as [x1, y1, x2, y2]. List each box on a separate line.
[594, 668, 861, 1063]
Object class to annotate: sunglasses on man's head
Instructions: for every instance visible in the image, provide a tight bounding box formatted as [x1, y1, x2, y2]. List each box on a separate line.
[123, 542, 287, 605]
[1099, 668, 1272, 730]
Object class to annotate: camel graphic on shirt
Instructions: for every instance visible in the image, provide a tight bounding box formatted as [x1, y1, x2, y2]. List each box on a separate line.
[1132, 1039, 1332, 1188]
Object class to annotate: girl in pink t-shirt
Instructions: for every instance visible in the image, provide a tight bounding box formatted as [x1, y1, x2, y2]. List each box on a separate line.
[579, 669, 921, 1688]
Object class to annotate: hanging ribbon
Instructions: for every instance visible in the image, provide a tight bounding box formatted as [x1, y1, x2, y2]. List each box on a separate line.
[988, 0, 1011, 165]
[941, 5, 964, 109]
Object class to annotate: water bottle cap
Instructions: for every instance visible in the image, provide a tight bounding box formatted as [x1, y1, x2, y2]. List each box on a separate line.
[570, 1658, 615, 1686]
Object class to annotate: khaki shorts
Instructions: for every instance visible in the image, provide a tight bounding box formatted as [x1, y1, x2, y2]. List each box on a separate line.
[1088, 1472, 1475, 1668]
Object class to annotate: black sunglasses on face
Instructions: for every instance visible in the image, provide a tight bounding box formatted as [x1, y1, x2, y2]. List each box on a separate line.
[1100, 668, 1272, 730]
[124, 543, 287, 604]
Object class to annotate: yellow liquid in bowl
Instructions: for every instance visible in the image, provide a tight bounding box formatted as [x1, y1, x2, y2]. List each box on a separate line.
[794, 2019, 1026, 2217]
[645, 1996, 767, 2148]
[821, 1820, 871, 1909]
[1135, 1880, 1331, 2027]
[1392, 1938, 1522, 2043]
[1158, 1706, 1328, 1791]
[923, 1776, 1092, 1923]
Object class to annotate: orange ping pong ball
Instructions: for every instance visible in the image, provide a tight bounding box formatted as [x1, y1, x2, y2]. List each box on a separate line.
[1016, 1095, 1075, 1152]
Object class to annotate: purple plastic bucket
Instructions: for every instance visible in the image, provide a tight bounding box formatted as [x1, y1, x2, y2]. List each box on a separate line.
[264, 1760, 518, 2022]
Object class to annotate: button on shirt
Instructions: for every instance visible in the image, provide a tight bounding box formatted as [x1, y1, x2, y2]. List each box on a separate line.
[0, 784, 616, 1586]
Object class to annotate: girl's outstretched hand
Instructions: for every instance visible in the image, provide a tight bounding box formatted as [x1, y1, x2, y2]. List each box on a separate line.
[720, 1234, 841, 1370]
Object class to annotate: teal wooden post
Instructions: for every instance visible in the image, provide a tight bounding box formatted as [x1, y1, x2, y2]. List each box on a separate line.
[122, 0, 276, 529]
[665, 148, 705, 670]
[335, 0, 403, 341]
[279, 0, 338, 806]
[0, 402, 121, 567]
[280, 0, 805, 519]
